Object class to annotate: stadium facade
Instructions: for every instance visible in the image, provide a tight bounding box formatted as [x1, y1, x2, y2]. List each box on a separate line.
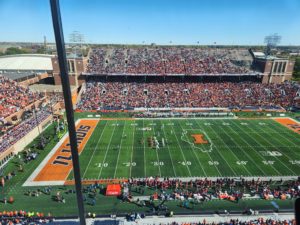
[249, 49, 295, 84]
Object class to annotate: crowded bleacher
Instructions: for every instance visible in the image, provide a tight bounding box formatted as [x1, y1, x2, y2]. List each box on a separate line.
[86, 47, 253, 75]
[152, 219, 296, 225]
[0, 76, 43, 118]
[124, 177, 300, 205]
[78, 76, 298, 110]
[0, 76, 54, 154]
[0, 108, 51, 154]
[0, 211, 52, 225]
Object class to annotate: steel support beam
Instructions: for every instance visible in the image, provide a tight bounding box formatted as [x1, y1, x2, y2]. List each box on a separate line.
[49, 0, 86, 224]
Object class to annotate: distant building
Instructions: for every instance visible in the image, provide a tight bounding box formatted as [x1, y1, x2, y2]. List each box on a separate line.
[250, 49, 295, 84]
[0, 54, 53, 73]
[51, 54, 88, 87]
[0, 54, 53, 85]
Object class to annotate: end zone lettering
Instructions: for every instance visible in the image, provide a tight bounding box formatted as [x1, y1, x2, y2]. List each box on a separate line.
[66, 125, 91, 146]
[52, 125, 92, 166]
[33, 119, 98, 182]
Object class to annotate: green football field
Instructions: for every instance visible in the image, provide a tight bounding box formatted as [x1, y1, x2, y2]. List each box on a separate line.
[70, 118, 300, 180]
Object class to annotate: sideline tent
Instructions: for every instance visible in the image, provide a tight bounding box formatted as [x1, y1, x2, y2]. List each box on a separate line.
[106, 184, 121, 196]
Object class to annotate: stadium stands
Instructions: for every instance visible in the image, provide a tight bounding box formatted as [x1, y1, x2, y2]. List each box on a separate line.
[0, 215, 296, 225]
[86, 47, 253, 75]
[78, 76, 298, 110]
[0, 108, 51, 154]
[0, 76, 43, 118]
[125, 177, 300, 203]
[147, 219, 296, 225]
[0, 212, 52, 225]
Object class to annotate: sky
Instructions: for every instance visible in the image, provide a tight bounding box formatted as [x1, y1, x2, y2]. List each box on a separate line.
[0, 0, 300, 45]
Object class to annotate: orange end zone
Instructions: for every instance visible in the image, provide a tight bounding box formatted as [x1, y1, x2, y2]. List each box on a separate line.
[191, 134, 208, 144]
[274, 118, 300, 134]
[34, 119, 98, 182]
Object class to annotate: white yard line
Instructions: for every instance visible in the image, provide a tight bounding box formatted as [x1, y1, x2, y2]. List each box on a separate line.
[169, 119, 192, 177]
[82, 121, 108, 178]
[191, 120, 221, 177]
[129, 126, 135, 177]
[215, 121, 265, 176]
[23, 181, 65, 187]
[161, 122, 177, 177]
[229, 121, 282, 175]
[113, 121, 127, 178]
[251, 122, 300, 174]
[178, 121, 207, 177]
[207, 120, 250, 176]
[262, 120, 300, 148]
[142, 119, 147, 177]
[152, 119, 162, 177]
[204, 124, 238, 176]
[97, 125, 117, 179]
[265, 122, 300, 158]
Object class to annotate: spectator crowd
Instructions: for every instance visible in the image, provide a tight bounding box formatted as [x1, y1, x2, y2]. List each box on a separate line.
[86, 47, 252, 75]
[0, 108, 51, 154]
[0, 76, 42, 118]
[78, 77, 298, 110]
[125, 177, 300, 204]
[0, 210, 52, 225]
[157, 218, 296, 225]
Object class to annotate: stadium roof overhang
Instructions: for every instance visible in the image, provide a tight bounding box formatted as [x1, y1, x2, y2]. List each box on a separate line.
[253, 51, 266, 58]
[1, 72, 37, 81]
[0, 54, 54, 72]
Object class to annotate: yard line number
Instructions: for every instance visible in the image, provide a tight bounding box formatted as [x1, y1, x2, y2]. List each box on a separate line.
[208, 161, 219, 166]
[96, 163, 108, 167]
[123, 162, 136, 167]
[152, 161, 164, 166]
[260, 151, 282, 157]
[262, 160, 275, 165]
[289, 160, 300, 165]
[236, 161, 248, 165]
[178, 161, 191, 166]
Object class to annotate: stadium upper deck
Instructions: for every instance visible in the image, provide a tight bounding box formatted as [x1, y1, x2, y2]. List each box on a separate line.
[85, 46, 256, 76]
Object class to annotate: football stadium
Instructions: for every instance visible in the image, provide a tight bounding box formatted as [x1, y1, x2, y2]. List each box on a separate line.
[1, 0, 300, 224]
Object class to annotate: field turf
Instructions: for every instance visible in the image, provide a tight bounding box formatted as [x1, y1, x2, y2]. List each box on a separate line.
[1, 117, 299, 217]
[71, 118, 300, 180]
